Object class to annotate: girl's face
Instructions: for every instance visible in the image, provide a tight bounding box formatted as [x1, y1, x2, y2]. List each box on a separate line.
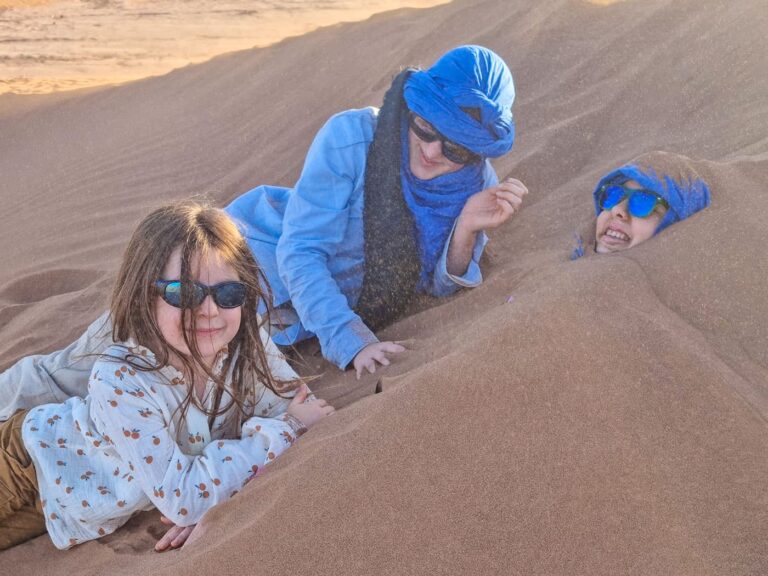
[595, 180, 666, 253]
[155, 247, 242, 370]
[407, 118, 464, 180]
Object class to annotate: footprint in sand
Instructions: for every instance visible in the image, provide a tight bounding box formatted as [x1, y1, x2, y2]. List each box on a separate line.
[96, 512, 163, 554]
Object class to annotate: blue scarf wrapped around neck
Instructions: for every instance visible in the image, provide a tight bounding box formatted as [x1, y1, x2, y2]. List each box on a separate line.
[399, 45, 516, 288]
[400, 115, 486, 289]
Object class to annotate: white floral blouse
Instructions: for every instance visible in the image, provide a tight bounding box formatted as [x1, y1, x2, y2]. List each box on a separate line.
[22, 340, 302, 549]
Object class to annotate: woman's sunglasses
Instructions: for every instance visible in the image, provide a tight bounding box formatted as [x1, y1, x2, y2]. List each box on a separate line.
[597, 184, 670, 218]
[407, 112, 481, 165]
[154, 280, 247, 309]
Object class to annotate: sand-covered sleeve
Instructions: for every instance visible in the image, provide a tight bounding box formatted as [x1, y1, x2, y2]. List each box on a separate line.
[276, 111, 378, 369]
[430, 223, 489, 296]
[429, 160, 498, 295]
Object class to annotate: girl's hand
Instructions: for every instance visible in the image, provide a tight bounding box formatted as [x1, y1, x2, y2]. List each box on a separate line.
[352, 341, 406, 380]
[286, 384, 335, 429]
[155, 516, 196, 552]
[457, 178, 529, 234]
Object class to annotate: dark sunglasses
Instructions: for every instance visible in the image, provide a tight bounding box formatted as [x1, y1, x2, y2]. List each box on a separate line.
[154, 280, 247, 309]
[597, 184, 670, 218]
[407, 112, 481, 165]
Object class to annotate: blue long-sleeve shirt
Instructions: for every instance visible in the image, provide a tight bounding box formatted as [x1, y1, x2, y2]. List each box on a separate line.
[226, 108, 496, 370]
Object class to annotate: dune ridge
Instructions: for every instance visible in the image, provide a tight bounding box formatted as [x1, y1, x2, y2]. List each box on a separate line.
[0, 0, 448, 94]
[0, 0, 766, 574]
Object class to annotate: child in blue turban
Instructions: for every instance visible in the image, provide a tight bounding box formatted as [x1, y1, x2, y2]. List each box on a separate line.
[571, 151, 711, 259]
[591, 151, 711, 254]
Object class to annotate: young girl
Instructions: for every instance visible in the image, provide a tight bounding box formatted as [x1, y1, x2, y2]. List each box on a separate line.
[0, 201, 334, 551]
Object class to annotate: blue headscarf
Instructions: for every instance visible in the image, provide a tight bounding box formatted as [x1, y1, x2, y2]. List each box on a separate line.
[404, 45, 516, 157]
[592, 155, 711, 234]
[400, 46, 516, 287]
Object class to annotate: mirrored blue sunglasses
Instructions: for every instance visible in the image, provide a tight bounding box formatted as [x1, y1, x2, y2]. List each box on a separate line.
[598, 184, 670, 218]
[154, 280, 247, 309]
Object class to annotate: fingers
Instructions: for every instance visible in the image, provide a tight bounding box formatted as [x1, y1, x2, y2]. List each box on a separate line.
[493, 178, 528, 223]
[360, 350, 388, 376]
[499, 177, 529, 197]
[495, 189, 524, 209]
[155, 534, 171, 552]
[156, 523, 196, 552]
[356, 357, 377, 380]
[159, 515, 174, 526]
[307, 398, 335, 415]
[354, 341, 409, 379]
[308, 399, 334, 416]
[379, 341, 406, 354]
[171, 526, 194, 548]
[321, 404, 336, 416]
[357, 357, 378, 379]
[496, 178, 526, 205]
[289, 383, 309, 405]
[155, 525, 182, 552]
[494, 191, 520, 218]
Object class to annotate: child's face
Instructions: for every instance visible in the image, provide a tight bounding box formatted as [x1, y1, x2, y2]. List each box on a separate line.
[155, 248, 242, 369]
[595, 180, 666, 254]
[407, 114, 465, 180]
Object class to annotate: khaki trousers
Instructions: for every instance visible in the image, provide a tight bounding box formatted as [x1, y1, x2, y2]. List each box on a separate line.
[0, 410, 45, 550]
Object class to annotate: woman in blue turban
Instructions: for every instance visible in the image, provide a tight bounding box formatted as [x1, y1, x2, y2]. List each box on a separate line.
[228, 45, 527, 377]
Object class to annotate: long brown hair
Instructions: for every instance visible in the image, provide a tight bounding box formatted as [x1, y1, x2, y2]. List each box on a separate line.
[110, 199, 291, 430]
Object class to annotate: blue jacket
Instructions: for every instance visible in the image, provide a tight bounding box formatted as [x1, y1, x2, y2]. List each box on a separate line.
[226, 108, 497, 369]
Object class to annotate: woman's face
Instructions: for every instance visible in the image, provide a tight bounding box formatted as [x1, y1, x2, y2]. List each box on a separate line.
[407, 118, 464, 180]
[595, 180, 667, 253]
[155, 247, 242, 370]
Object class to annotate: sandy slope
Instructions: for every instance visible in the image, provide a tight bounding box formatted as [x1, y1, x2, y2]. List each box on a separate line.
[0, 0, 447, 94]
[0, 0, 766, 574]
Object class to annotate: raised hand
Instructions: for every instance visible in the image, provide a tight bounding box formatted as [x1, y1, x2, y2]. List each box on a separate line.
[456, 177, 529, 234]
[286, 383, 335, 429]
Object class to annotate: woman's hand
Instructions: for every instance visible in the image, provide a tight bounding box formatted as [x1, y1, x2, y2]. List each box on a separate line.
[352, 341, 406, 379]
[155, 516, 196, 552]
[456, 178, 529, 234]
[286, 384, 335, 429]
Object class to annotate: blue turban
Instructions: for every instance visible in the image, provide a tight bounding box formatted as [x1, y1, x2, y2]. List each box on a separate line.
[592, 152, 711, 234]
[403, 45, 516, 158]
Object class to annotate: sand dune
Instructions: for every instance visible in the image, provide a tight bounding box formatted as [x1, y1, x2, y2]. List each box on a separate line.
[0, 0, 766, 573]
[0, 0, 447, 94]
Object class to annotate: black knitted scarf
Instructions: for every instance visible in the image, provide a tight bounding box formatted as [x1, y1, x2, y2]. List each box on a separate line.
[355, 69, 421, 331]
